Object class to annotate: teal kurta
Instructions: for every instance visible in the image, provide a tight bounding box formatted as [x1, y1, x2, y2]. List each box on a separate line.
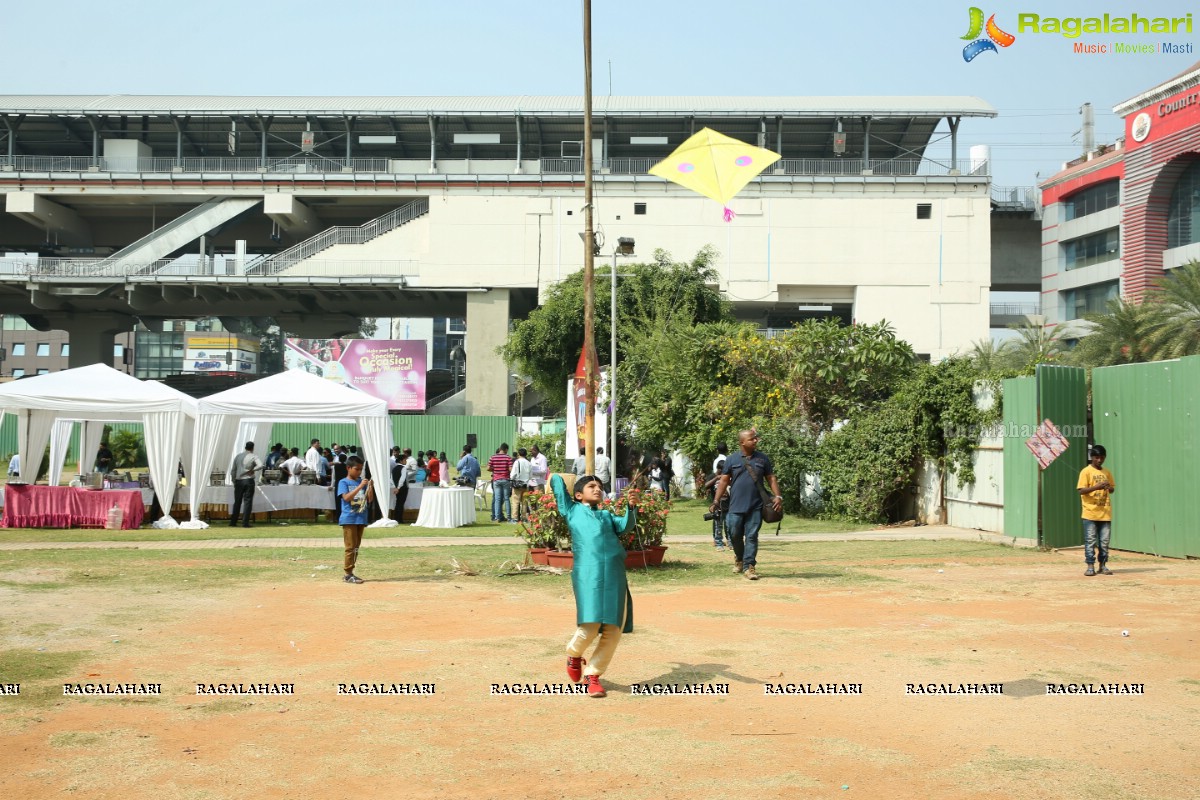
[551, 475, 636, 633]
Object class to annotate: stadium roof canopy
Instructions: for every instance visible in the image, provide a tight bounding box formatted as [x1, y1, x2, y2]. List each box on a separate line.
[0, 95, 996, 163]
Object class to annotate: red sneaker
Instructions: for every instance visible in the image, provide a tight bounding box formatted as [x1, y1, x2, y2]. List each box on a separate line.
[587, 674, 606, 698]
[566, 656, 586, 683]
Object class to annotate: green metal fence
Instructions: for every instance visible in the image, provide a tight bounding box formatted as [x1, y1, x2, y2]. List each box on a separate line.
[1093, 355, 1200, 558]
[1001, 366, 1088, 547]
[0, 415, 517, 471]
[0, 416, 143, 464]
[1002, 376, 1038, 542]
[270, 416, 518, 460]
[1037, 365, 1089, 548]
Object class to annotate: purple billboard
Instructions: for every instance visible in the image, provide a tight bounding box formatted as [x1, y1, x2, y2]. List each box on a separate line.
[284, 338, 426, 411]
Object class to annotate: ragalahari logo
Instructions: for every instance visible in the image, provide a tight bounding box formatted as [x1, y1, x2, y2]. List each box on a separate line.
[962, 7, 1016, 61]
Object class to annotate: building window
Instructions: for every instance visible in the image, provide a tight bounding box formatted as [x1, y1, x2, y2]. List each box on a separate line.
[113, 344, 124, 357]
[916, 203, 932, 219]
[1062, 280, 1119, 320]
[1064, 228, 1119, 270]
[1064, 180, 1119, 221]
[61, 344, 70, 357]
[634, 202, 647, 215]
[12, 343, 25, 357]
[36, 368, 49, 376]
[11, 368, 24, 378]
[1167, 160, 1200, 248]
[35, 343, 50, 357]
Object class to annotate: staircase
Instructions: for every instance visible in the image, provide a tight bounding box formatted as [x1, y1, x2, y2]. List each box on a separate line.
[249, 197, 429, 276]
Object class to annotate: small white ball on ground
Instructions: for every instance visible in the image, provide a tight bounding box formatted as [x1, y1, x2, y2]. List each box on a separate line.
[1121, 630, 1130, 637]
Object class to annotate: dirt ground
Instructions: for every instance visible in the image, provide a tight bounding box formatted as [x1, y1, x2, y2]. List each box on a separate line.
[1, 543, 1198, 800]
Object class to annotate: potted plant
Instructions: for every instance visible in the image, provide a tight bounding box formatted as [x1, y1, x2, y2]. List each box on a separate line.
[515, 486, 674, 568]
[599, 488, 672, 566]
[620, 487, 672, 565]
[515, 490, 568, 565]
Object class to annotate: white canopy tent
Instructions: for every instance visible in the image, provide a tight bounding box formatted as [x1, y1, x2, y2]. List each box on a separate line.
[183, 370, 395, 529]
[0, 364, 197, 528]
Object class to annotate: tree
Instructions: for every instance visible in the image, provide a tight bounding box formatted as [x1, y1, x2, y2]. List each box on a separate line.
[704, 319, 914, 435]
[1071, 298, 1159, 367]
[622, 317, 916, 466]
[1144, 260, 1200, 359]
[1002, 322, 1067, 374]
[501, 247, 730, 409]
[967, 338, 1012, 373]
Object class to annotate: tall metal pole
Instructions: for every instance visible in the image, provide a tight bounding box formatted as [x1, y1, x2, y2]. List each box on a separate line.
[581, 0, 597, 476]
[610, 250, 618, 477]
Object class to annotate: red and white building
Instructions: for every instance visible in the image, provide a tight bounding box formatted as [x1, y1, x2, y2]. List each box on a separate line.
[1040, 61, 1200, 332]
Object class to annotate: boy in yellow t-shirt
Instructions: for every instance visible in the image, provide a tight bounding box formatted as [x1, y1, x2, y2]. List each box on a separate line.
[1077, 445, 1116, 576]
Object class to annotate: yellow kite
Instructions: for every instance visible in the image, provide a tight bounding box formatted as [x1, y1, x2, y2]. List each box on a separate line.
[648, 128, 781, 221]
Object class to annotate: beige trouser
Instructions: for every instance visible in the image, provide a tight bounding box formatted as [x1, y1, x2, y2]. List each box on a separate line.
[565, 598, 627, 676]
[343, 525, 364, 573]
[512, 486, 528, 520]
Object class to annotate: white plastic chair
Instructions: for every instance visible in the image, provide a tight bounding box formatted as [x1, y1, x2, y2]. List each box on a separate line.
[474, 479, 491, 511]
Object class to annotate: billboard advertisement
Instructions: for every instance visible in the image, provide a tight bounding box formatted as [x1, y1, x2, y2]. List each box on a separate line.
[284, 338, 426, 411]
[182, 335, 259, 374]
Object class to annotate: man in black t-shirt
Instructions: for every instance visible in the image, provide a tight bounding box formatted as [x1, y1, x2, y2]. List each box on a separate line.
[709, 429, 782, 581]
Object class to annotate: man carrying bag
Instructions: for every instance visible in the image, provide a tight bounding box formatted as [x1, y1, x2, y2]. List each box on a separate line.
[709, 429, 782, 581]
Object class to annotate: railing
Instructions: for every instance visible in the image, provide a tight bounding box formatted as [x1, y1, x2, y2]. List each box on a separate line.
[249, 198, 430, 275]
[542, 157, 986, 177]
[0, 155, 392, 174]
[0, 256, 418, 280]
[990, 185, 1040, 211]
[777, 158, 986, 176]
[989, 303, 1041, 317]
[0, 154, 988, 178]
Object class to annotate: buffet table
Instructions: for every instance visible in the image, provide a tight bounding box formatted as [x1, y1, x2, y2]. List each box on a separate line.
[411, 487, 475, 528]
[203, 484, 333, 513]
[199, 483, 423, 522]
[2, 485, 145, 529]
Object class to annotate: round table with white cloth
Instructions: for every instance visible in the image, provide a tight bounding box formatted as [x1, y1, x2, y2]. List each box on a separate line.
[411, 487, 475, 528]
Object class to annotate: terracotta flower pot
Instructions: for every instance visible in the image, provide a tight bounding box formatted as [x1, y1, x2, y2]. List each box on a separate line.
[546, 550, 574, 569]
[646, 545, 667, 566]
[624, 550, 649, 569]
[529, 547, 550, 565]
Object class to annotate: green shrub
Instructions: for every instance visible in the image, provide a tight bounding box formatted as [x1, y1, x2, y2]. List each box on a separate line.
[108, 429, 146, 468]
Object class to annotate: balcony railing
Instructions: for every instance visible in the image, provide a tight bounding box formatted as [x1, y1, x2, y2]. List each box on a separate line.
[0, 256, 417, 280]
[543, 157, 986, 177]
[991, 185, 1039, 211]
[0, 154, 988, 178]
[989, 303, 1041, 317]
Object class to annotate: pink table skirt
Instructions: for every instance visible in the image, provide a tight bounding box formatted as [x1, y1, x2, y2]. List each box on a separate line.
[2, 485, 145, 530]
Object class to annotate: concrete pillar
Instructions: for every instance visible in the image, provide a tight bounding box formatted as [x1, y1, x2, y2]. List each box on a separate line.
[5, 193, 93, 247]
[465, 289, 510, 416]
[61, 314, 130, 369]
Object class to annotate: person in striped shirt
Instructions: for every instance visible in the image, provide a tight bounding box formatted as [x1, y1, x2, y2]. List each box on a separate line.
[488, 444, 515, 522]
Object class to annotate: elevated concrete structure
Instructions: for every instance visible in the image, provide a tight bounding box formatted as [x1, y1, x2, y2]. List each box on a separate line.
[0, 94, 1004, 400]
[5, 193, 92, 248]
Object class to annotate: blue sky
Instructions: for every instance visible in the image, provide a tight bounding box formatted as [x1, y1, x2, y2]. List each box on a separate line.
[6, 0, 1196, 187]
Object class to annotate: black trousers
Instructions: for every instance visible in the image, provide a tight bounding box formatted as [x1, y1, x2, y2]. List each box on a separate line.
[231, 479, 255, 525]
